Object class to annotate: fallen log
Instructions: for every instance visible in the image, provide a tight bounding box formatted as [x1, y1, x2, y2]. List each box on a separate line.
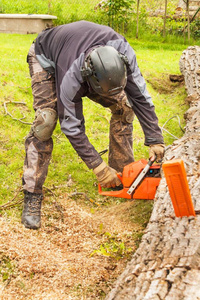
[106, 46, 200, 300]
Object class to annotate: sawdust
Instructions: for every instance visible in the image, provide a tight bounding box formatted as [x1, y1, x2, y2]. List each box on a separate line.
[0, 195, 141, 299]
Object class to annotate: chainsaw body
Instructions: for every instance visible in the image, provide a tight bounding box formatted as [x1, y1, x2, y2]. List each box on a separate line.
[98, 159, 161, 200]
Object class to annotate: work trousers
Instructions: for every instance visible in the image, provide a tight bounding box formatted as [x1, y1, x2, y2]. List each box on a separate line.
[22, 44, 134, 194]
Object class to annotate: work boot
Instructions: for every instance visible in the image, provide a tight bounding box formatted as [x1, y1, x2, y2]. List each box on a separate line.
[21, 191, 43, 230]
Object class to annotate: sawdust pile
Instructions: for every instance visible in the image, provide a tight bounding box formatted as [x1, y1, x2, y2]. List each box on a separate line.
[0, 197, 139, 299]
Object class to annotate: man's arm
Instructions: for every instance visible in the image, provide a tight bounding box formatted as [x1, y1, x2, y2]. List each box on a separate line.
[109, 40, 164, 142]
[58, 90, 121, 187]
[107, 39, 164, 160]
[58, 60, 121, 186]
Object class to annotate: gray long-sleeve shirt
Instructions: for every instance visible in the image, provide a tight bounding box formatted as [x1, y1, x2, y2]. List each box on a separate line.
[35, 20, 164, 169]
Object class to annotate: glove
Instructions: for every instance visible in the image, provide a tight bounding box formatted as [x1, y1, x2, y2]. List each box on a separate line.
[93, 161, 121, 188]
[149, 144, 165, 163]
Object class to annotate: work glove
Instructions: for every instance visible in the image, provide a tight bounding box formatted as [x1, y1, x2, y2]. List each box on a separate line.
[149, 144, 165, 163]
[93, 161, 121, 188]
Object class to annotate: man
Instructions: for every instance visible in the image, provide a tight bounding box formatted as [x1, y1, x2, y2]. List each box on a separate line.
[22, 21, 164, 230]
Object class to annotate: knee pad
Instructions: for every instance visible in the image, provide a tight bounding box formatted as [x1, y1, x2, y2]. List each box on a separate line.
[110, 97, 134, 124]
[123, 101, 135, 123]
[31, 108, 57, 141]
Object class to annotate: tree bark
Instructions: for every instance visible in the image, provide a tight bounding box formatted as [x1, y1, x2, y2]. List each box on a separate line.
[136, 0, 140, 39]
[186, 1, 191, 43]
[163, 0, 168, 37]
[106, 46, 200, 300]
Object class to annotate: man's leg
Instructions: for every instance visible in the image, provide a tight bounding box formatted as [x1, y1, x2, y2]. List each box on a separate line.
[108, 119, 134, 173]
[108, 92, 134, 172]
[22, 43, 57, 229]
[88, 91, 134, 173]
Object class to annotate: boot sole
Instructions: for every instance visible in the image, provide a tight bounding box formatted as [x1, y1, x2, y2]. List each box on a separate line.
[22, 219, 41, 230]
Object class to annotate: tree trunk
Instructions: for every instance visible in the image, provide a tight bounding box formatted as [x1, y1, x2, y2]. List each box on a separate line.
[106, 46, 200, 300]
[163, 0, 168, 37]
[136, 0, 140, 39]
[179, 46, 200, 97]
[186, 0, 191, 43]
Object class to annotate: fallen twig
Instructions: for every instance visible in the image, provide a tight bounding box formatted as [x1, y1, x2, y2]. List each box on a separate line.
[53, 201, 65, 222]
[0, 187, 23, 210]
[43, 186, 57, 198]
[3, 101, 32, 125]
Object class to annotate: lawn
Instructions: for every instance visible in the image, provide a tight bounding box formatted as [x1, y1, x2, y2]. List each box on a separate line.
[0, 33, 189, 205]
[0, 28, 192, 300]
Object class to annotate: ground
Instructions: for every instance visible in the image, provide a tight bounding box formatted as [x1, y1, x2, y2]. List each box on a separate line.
[0, 192, 147, 300]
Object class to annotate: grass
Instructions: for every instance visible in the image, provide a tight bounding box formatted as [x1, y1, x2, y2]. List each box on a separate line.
[0, 0, 200, 43]
[0, 26, 193, 299]
[127, 39, 188, 159]
[0, 31, 189, 230]
[0, 253, 16, 282]
[0, 0, 100, 24]
[0, 4, 198, 296]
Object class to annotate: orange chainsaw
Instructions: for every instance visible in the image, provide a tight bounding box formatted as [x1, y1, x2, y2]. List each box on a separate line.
[98, 158, 161, 200]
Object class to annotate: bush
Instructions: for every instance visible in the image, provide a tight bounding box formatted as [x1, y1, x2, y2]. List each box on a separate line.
[0, 0, 199, 44]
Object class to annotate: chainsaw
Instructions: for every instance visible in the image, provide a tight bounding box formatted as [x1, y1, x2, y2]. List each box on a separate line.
[98, 158, 161, 200]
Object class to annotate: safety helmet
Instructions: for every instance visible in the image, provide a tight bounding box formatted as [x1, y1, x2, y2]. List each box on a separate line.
[81, 46, 128, 96]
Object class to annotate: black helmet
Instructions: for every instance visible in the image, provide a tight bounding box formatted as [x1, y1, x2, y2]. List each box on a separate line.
[81, 46, 128, 96]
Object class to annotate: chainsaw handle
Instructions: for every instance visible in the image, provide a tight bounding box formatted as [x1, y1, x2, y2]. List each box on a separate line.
[98, 172, 123, 194]
[149, 156, 157, 166]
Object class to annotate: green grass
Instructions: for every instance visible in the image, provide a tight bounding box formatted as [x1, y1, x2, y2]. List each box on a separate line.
[0, 0, 200, 43]
[0, 253, 16, 282]
[0, 32, 189, 220]
[0, 4, 197, 293]
[0, 0, 100, 24]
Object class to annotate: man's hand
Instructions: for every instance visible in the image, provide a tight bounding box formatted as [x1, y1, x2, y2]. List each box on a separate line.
[93, 161, 121, 188]
[149, 144, 165, 163]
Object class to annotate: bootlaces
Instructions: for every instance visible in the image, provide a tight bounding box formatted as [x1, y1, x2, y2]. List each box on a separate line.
[25, 195, 42, 216]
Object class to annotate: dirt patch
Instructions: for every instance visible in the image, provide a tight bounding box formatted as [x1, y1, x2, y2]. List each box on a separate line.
[146, 73, 184, 94]
[0, 195, 142, 299]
